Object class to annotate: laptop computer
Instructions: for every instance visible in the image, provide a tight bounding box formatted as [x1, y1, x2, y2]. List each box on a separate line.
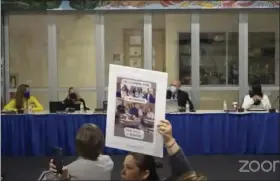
[49, 101, 66, 113]
[166, 99, 178, 113]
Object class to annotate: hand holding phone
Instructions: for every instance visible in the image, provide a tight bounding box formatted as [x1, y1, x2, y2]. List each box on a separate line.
[53, 147, 63, 174]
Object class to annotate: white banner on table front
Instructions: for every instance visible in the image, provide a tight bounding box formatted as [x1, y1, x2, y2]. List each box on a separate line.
[105, 64, 167, 157]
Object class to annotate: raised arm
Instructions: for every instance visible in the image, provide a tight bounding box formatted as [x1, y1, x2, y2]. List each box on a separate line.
[158, 120, 192, 179]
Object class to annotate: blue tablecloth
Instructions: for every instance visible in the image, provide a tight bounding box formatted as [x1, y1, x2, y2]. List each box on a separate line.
[1, 113, 279, 156]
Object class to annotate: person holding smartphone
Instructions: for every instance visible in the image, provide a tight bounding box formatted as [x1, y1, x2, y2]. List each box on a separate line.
[46, 123, 113, 180]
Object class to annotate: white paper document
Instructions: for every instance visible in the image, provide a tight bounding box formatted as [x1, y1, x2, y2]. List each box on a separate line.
[106, 64, 168, 157]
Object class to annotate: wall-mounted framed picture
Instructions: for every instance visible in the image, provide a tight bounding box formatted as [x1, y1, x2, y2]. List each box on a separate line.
[129, 57, 142, 68]
[129, 35, 142, 45]
[10, 74, 18, 88]
[113, 53, 122, 64]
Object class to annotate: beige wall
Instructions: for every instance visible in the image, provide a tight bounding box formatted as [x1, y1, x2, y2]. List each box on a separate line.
[104, 14, 165, 84]
[56, 14, 96, 88]
[7, 12, 279, 110]
[9, 15, 48, 88]
[8, 14, 97, 109]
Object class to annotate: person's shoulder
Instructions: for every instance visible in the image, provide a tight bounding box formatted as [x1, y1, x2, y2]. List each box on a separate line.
[179, 89, 189, 95]
[97, 154, 114, 170]
[29, 96, 38, 100]
[262, 94, 269, 99]
[244, 95, 251, 99]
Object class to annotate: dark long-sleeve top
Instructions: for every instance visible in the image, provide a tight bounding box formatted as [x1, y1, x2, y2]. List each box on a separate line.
[164, 148, 192, 181]
[166, 89, 194, 111]
[63, 98, 89, 110]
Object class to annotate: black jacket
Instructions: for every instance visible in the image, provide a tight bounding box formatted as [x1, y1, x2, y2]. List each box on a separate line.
[63, 98, 89, 110]
[166, 89, 194, 111]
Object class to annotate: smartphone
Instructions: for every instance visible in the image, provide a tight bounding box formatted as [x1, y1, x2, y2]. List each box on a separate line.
[53, 147, 63, 174]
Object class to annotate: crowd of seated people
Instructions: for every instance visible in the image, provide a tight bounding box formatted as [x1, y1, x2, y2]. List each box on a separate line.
[117, 85, 155, 104]
[115, 101, 155, 129]
[2, 80, 274, 113]
[46, 120, 207, 181]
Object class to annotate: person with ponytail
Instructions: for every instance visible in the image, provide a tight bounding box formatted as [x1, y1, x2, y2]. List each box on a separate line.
[3, 84, 43, 112]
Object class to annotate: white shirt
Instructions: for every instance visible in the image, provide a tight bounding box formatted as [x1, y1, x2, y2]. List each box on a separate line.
[242, 94, 271, 110]
[121, 90, 127, 98]
[138, 109, 143, 117]
[146, 112, 155, 120]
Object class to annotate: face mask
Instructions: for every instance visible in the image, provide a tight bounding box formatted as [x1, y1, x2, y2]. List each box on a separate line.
[170, 86, 177, 93]
[69, 93, 77, 99]
[24, 91, 30, 99]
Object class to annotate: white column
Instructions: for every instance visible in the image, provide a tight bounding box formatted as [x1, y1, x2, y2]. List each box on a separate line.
[238, 12, 248, 102]
[143, 13, 152, 70]
[191, 13, 200, 108]
[95, 13, 105, 108]
[47, 15, 58, 101]
[4, 15, 10, 103]
[275, 26, 279, 86]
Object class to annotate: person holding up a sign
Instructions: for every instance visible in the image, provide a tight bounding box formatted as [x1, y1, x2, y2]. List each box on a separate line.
[121, 120, 207, 181]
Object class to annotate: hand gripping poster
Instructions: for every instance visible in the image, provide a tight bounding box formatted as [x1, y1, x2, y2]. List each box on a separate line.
[106, 64, 167, 157]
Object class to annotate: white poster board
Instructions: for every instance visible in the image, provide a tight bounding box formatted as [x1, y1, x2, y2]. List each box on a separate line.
[106, 64, 167, 157]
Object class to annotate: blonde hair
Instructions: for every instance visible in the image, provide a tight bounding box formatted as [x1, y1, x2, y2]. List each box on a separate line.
[177, 171, 207, 181]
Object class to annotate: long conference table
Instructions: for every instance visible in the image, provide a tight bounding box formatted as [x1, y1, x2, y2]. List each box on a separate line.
[1, 111, 279, 156]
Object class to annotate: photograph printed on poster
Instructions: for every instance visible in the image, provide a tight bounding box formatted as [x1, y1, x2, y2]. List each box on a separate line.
[114, 77, 156, 143]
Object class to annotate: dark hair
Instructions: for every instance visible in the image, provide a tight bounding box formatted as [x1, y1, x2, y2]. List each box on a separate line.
[176, 171, 207, 181]
[129, 153, 159, 181]
[15, 84, 29, 110]
[75, 123, 104, 160]
[251, 84, 263, 97]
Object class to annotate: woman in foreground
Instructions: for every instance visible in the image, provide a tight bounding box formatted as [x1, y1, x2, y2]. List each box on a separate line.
[121, 119, 207, 181]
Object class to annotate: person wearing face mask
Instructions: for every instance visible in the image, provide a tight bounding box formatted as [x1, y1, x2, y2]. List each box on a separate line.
[166, 80, 194, 111]
[242, 83, 271, 110]
[63, 87, 89, 110]
[3, 84, 43, 112]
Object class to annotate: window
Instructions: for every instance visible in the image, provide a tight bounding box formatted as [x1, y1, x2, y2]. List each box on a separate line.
[178, 33, 191, 85]
[170, 14, 191, 85]
[200, 13, 239, 86]
[248, 12, 279, 85]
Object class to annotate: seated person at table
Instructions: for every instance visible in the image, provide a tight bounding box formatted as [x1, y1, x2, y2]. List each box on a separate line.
[63, 87, 89, 110]
[129, 103, 139, 117]
[47, 123, 114, 180]
[146, 107, 154, 120]
[166, 80, 194, 111]
[3, 84, 43, 112]
[242, 83, 271, 110]
[117, 100, 126, 114]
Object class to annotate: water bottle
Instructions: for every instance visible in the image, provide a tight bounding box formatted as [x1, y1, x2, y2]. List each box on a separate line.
[80, 103, 84, 113]
[223, 100, 227, 111]
[185, 101, 190, 112]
